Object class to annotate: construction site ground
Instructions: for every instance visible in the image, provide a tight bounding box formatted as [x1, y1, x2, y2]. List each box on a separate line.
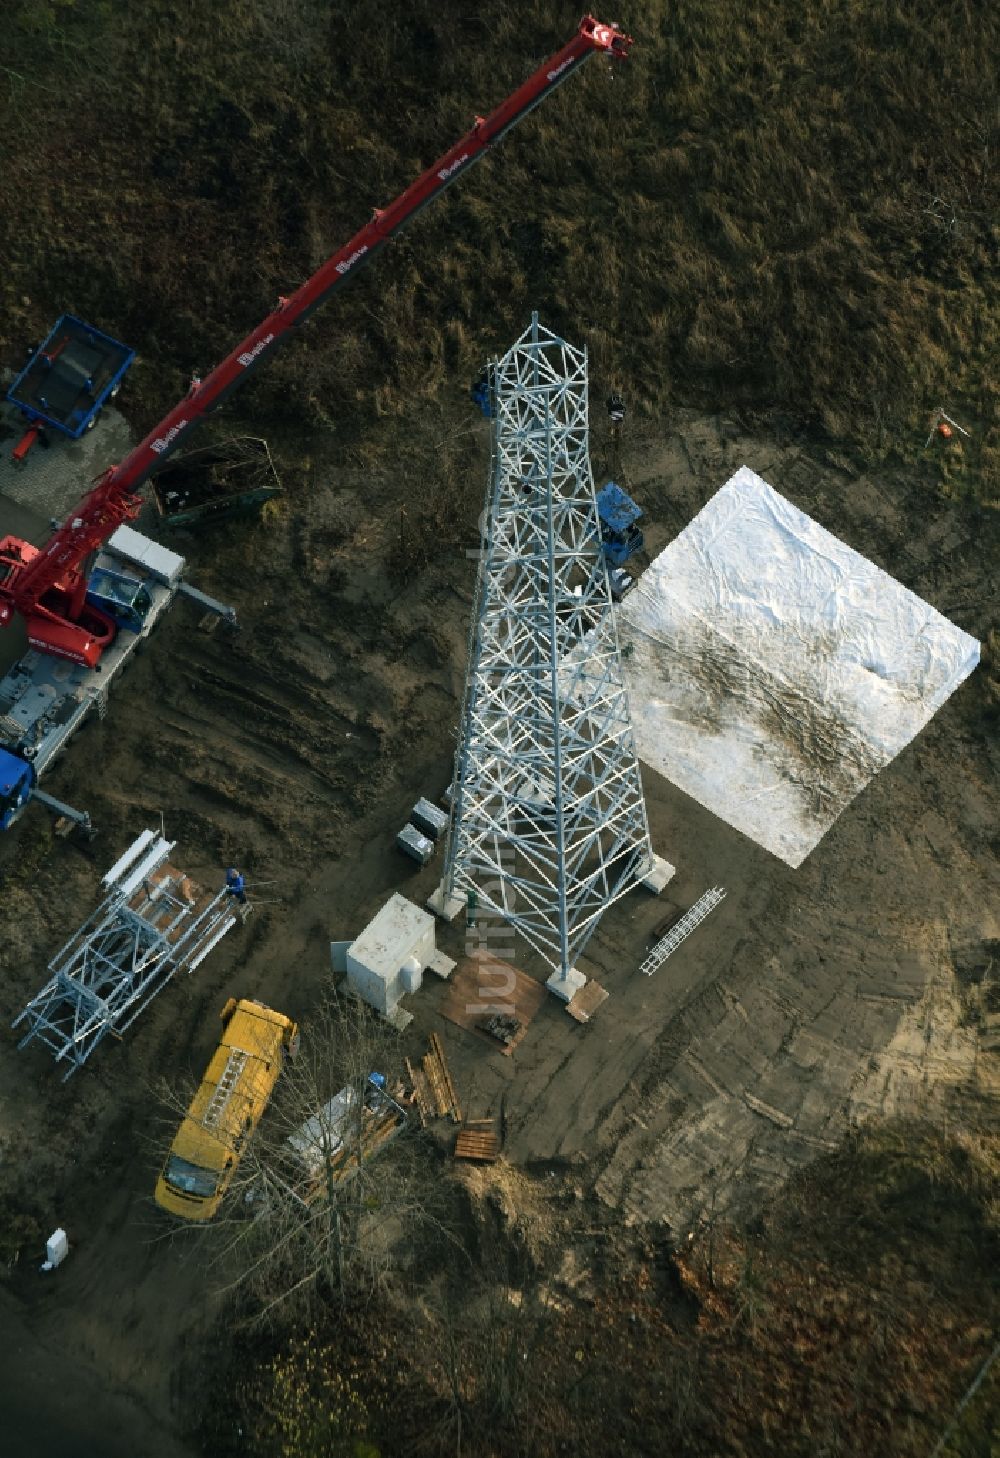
[0, 405, 996, 1457]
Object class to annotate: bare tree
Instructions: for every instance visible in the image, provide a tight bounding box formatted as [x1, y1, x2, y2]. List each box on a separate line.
[224, 994, 453, 1321]
[416, 1239, 555, 1458]
[153, 994, 449, 1324]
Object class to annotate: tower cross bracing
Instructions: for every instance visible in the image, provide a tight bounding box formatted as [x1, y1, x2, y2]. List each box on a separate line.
[443, 314, 656, 982]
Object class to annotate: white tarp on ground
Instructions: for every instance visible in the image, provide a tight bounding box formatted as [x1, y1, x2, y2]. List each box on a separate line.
[618, 466, 980, 867]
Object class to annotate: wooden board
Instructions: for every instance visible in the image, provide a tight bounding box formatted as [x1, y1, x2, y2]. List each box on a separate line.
[440, 956, 547, 1056]
[418, 1035, 462, 1123]
[422, 1049, 450, 1117]
[129, 864, 218, 945]
[404, 1056, 432, 1126]
[565, 979, 610, 1024]
[430, 1033, 462, 1123]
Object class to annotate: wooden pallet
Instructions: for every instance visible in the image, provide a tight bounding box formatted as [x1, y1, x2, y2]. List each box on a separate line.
[454, 1123, 500, 1162]
[565, 979, 609, 1024]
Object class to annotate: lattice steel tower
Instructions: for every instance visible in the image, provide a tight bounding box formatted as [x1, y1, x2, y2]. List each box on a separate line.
[439, 314, 668, 995]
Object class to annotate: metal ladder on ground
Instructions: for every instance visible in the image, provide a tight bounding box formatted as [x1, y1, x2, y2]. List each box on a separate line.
[639, 887, 727, 976]
[203, 1046, 250, 1127]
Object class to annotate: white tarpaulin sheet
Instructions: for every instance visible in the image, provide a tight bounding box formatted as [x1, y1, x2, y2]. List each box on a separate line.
[618, 466, 980, 867]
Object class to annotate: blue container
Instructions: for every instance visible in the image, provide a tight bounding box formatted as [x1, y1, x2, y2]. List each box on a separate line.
[596, 481, 644, 566]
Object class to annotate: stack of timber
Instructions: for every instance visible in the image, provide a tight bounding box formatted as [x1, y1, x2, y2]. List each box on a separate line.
[406, 1034, 462, 1123]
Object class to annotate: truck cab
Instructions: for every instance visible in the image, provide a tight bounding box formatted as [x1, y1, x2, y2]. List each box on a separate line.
[85, 567, 153, 635]
[155, 997, 298, 1222]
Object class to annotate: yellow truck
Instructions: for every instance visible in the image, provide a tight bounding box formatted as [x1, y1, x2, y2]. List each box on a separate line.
[155, 996, 298, 1221]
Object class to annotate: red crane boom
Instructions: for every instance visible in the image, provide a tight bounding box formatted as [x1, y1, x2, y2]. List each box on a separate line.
[0, 16, 632, 668]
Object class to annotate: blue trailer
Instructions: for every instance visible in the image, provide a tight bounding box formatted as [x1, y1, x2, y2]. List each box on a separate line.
[6, 315, 135, 463]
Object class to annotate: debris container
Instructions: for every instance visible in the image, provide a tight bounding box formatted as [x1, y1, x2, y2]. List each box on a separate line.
[7, 315, 134, 441]
[150, 436, 281, 526]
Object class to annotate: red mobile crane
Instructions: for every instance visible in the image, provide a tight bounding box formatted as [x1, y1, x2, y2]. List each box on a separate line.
[0, 16, 632, 672]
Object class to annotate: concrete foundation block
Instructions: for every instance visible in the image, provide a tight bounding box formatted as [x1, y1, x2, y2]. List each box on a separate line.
[640, 854, 676, 894]
[427, 949, 456, 980]
[426, 883, 465, 922]
[546, 966, 587, 1002]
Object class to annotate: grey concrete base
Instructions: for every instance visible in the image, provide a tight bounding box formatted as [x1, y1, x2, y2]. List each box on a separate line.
[427, 949, 456, 980]
[426, 883, 464, 921]
[546, 966, 587, 1002]
[640, 854, 676, 894]
[340, 979, 413, 1031]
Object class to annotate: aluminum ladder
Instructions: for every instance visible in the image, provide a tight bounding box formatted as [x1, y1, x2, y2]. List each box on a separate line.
[203, 1046, 250, 1127]
[639, 887, 727, 975]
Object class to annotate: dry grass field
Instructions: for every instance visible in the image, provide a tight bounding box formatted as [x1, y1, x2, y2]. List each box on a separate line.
[1, 0, 997, 493]
[0, 3, 997, 1456]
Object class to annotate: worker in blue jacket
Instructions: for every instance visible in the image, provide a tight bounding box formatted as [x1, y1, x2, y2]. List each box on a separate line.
[470, 367, 494, 418]
[225, 867, 247, 905]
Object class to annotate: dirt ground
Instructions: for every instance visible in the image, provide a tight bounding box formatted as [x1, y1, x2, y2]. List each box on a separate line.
[0, 401, 996, 1456]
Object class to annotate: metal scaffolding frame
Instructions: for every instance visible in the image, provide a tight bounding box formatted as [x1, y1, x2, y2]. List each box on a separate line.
[639, 888, 727, 975]
[442, 314, 656, 983]
[12, 830, 237, 1078]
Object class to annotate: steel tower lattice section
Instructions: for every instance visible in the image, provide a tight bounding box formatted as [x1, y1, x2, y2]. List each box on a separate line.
[442, 314, 657, 984]
[12, 831, 238, 1078]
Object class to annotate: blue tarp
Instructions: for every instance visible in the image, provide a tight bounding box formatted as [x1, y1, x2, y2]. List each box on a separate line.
[597, 481, 642, 534]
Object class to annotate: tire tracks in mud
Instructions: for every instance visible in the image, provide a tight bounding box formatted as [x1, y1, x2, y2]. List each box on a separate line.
[143, 631, 386, 840]
[155, 698, 351, 808]
[178, 637, 378, 750]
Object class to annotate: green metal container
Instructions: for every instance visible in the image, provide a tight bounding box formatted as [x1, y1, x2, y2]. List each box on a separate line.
[150, 436, 281, 526]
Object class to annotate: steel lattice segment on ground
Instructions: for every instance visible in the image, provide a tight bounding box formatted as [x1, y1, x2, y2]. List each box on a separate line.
[639, 888, 727, 975]
[11, 833, 237, 1079]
